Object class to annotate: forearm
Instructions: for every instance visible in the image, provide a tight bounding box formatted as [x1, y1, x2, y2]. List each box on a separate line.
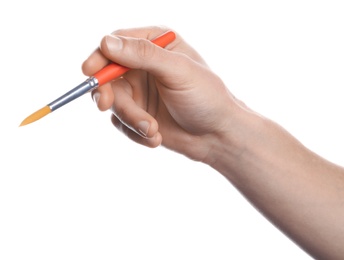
[206, 109, 344, 259]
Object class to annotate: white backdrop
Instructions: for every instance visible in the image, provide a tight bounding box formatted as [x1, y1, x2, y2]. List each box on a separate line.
[1, 1, 343, 259]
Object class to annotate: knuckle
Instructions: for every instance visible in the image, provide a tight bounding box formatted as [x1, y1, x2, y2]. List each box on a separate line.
[136, 38, 155, 61]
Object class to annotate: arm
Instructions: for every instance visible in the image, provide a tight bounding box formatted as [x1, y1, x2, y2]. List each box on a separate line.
[208, 111, 344, 260]
[82, 26, 344, 259]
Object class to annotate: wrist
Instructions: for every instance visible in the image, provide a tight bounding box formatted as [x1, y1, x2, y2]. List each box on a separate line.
[202, 105, 267, 178]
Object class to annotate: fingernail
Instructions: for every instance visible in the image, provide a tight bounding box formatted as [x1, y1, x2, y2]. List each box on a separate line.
[93, 92, 100, 104]
[105, 35, 123, 54]
[137, 121, 150, 137]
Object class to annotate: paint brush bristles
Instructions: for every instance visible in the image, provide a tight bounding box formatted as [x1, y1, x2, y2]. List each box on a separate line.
[19, 106, 51, 126]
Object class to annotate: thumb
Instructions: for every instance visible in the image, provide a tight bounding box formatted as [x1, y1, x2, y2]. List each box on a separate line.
[99, 33, 191, 81]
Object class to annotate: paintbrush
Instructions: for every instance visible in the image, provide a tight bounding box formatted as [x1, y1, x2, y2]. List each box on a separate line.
[20, 31, 176, 126]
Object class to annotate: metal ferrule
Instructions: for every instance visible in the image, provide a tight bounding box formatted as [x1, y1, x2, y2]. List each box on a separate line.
[48, 77, 99, 111]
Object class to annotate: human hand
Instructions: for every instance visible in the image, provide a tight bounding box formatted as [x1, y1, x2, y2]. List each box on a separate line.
[83, 26, 344, 260]
[82, 26, 242, 161]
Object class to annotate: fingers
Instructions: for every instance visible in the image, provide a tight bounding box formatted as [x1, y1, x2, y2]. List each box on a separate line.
[82, 25, 206, 78]
[108, 77, 160, 140]
[82, 26, 206, 94]
[99, 34, 175, 77]
[109, 26, 205, 65]
[82, 26, 175, 77]
[82, 48, 108, 76]
[111, 114, 162, 148]
[81, 26, 207, 148]
[92, 74, 162, 147]
[91, 82, 114, 111]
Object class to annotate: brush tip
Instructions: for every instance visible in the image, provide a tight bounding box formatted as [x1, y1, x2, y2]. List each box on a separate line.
[19, 106, 51, 126]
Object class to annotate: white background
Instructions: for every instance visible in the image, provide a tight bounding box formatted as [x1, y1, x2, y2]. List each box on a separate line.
[1, 0, 343, 259]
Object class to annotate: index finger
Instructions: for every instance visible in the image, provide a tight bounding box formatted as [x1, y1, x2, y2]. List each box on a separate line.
[82, 48, 109, 76]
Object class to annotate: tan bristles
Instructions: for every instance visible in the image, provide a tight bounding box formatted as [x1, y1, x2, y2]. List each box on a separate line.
[19, 106, 51, 127]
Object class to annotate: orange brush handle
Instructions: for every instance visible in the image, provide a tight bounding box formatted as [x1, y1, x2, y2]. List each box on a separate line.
[93, 31, 176, 86]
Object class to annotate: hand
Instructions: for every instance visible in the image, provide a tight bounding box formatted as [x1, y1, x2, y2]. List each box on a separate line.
[83, 26, 344, 259]
[82, 26, 242, 161]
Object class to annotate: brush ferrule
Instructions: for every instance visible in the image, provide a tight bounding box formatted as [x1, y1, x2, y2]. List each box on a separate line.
[48, 77, 99, 111]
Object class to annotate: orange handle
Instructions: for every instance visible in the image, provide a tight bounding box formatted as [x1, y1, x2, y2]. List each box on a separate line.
[93, 31, 176, 86]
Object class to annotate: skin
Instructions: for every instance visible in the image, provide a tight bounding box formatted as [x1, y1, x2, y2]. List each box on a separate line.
[82, 26, 344, 259]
